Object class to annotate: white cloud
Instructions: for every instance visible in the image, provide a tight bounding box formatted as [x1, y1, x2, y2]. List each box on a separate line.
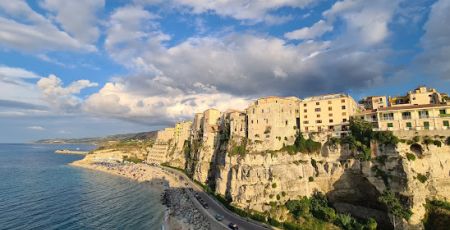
[0, 66, 42, 80]
[138, 0, 313, 24]
[37, 75, 98, 112]
[284, 20, 332, 40]
[27, 126, 45, 131]
[417, 0, 450, 80]
[40, 0, 104, 44]
[0, 0, 96, 52]
[0, 66, 44, 108]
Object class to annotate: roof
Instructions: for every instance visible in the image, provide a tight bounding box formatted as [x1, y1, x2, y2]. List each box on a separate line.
[303, 93, 349, 101]
[376, 103, 449, 112]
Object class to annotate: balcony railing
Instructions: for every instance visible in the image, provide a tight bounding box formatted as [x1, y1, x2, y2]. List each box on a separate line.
[402, 116, 412, 120]
[419, 115, 430, 119]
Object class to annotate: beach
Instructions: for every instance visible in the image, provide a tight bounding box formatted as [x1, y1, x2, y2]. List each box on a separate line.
[71, 156, 210, 230]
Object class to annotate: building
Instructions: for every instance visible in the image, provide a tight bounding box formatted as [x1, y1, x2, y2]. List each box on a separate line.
[389, 86, 448, 107]
[246, 96, 301, 151]
[360, 96, 387, 110]
[299, 94, 358, 135]
[357, 86, 450, 132]
[228, 110, 247, 139]
[147, 127, 175, 164]
[174, 121, 192, 151]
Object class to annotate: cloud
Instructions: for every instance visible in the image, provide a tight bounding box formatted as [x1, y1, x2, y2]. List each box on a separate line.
[37, 75, 98, 112]
[0, 66, 42, 80]
[417, 0, 450, 80]
[285, 20, 333, 40]
[40, 0, 104, 44]
[0, 99, 48, 110]
[0, 0, 96, 52]
[138, 0, 314, 24]
[27, 126, 45, 131]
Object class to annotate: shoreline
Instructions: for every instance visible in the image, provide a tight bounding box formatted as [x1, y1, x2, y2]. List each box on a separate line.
[70, 159, 210, 230]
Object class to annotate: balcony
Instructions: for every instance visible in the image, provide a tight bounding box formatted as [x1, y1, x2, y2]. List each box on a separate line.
[402, 116, 412, 120]
[419, 115, 430, 119]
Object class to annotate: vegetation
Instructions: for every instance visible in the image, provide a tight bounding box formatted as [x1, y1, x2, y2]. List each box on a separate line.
[122, 155, 143, 164]
[378, 190, 413, 228]
[284, 192, 376, 230]
[416, 173, 428, 183]
[282, 133, 321, 154]
[308, 176, 314, 182]
[423, 200, 450, 230]
[446, 137, 450, 146]
[406, 152, 416, 161]
[272, 183, 277, 188]
[229, 138, 248, 157]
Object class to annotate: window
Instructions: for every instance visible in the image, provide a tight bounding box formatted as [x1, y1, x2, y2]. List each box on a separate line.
[317, 114, 320, 118]
[303, 103, 307, 107]
[285, 120, 288, 126]
[387, 123, 393, 128]
[341, 105, 346, 110]
[316, 102, 320, 105]
[329, 119, 334, 123]
[382, 113, 394, 120]
[424, 121, 430, 129]
[304, 109, 307, 113]
[304, 115, 307, 118]
[406, 122, 412, 128]
[328, 107, 332, 111]
[303, 121, 309, 124]
[343, 118, 348, 122]
[402, 112, 411, 120]
[328, 101, 332, 104]
[341, 99, 346, 103]
[316, 120, 322, 124]
[440, 109, 447, 115]
[315, 108, 321, 112]
[261, 109, 264, 113]
[329, 126, 334, 131]
[342, 112, 347, 116]
[444, 121, 449, 127]
[419, 110, 429, 119]
[329, 113, 333, 117]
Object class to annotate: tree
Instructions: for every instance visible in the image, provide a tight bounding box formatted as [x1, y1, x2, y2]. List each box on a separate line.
[378, 190, 412, 228]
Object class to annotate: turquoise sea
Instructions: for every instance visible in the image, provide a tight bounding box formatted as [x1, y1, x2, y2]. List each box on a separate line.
[0, 144, 164, 230]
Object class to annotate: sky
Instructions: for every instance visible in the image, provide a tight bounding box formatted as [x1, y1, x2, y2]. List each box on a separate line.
[0, 0, 449, 143]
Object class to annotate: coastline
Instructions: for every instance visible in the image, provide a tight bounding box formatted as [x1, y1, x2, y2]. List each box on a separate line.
[70, 158, 211, 230]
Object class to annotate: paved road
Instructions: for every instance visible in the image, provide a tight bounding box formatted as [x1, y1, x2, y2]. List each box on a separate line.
[161, 166, 271, 230]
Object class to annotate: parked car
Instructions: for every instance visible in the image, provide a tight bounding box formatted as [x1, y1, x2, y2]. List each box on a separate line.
[228, 223, 239, 230]
[214, 214, 224, 221]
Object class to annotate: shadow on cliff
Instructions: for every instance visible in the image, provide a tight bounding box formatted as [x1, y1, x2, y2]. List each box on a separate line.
[325, 143, 394, 230]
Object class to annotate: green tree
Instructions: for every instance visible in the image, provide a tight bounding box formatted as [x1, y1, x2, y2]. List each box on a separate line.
[378, 190, 412, 228]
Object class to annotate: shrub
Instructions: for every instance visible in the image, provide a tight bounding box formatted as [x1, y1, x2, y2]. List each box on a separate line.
[269, 194, 274, 199]
[424, 199, 450, 230]
[378, 190, 413, 221]
[417, 173, 428, 183]
[272, 183, 277, 188]
[406, 152, 416, 161]
[433, 140, 442, 147]
[285, 197, 311, 218]
[281, 191, 287, 197]
[276, 194, 281, 200]
[412, 136, 420, 143]
[423, 136, 433, 145]
[308, 176, 314, 182]
[268, 217, 282, 227]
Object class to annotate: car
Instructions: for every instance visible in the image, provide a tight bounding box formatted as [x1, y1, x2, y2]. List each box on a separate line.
[214, 214, 224, 221]
[228, 223, 239, 230]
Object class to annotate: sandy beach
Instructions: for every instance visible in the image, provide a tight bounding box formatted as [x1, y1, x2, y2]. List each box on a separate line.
[70, 155, 210, 230]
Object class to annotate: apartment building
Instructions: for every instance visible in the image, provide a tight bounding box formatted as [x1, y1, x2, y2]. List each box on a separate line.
[299, 94, 358, 135]
[146, 127, 175, 164]
[246, 96, 301, 151]
[358, 86, 450, 132]
[360, 96, 387, 110]
[174, 121, 192, 150]
[224, 110, 247, 139]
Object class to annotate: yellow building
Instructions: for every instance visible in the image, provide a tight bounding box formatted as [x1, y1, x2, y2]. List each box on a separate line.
[174, 121, 192, 150]
[147, 127, 175, 164]
[357, 86, 450, 133]
[246, 96, 301, 151]
[300, 94, 358, 136]
[360, 96, 387, 110]
[228, 110, 247, 139]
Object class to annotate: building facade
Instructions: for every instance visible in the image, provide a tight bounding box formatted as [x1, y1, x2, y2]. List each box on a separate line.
[299, 94, 358, 136]
[246, 96, 301, 151]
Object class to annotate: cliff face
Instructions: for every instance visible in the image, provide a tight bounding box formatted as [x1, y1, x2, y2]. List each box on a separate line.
[200, 139, 450, 229]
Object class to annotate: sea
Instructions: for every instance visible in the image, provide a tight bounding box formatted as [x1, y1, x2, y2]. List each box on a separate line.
[0, 144, 165, 230]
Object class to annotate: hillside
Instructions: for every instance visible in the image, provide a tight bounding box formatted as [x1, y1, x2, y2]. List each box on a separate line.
[35, 131, 157, 145]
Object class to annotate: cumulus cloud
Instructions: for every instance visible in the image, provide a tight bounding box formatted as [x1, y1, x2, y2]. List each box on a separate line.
[37, 75, 98, 112]
[285, 20, 333, 40]
[0, 0, 96, 52]
[40, 0, 104, 44]
[417, 0, 450, 80]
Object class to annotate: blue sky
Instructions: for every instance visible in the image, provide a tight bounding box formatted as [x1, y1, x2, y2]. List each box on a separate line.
[0, 0, 449, 142]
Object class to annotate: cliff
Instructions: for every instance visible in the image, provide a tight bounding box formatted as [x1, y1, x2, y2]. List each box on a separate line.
[186, 133, 450, 229]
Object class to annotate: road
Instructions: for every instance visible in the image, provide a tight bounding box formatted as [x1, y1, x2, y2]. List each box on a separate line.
[160, 166, 271, 230]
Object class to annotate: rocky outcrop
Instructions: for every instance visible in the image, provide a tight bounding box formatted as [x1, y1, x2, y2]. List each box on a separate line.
[203, 139, 450, 229]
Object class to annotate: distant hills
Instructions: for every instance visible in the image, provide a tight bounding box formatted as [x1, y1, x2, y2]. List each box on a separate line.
[35, 131, 158, 145]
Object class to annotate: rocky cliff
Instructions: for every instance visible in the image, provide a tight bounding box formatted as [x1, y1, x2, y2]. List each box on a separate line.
[187, 134, 450, 229]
